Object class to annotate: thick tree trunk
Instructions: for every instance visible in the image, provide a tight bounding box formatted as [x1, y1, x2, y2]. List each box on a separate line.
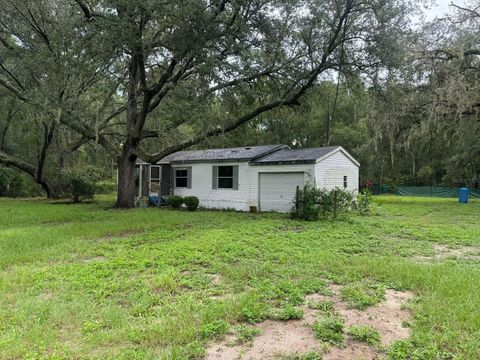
[115, 148, 138, 208]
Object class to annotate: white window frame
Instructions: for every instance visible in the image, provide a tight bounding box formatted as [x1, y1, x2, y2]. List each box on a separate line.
[175, 168, 189, 188]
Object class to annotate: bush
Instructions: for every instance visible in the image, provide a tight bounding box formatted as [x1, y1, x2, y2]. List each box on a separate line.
[312, 316, 344, 346]
[357, 189, 372, 214]
[291, 184, 355, 221]
[290, 184, 321, 221]
[66, 173, 95, 203]
[166, 195, 183, 209]
[8, 172, 28, 198]
[184, 196, 199, 211]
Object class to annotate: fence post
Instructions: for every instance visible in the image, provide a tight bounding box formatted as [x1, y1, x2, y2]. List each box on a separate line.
[295, 185, 300, 211]
[333, 188, 337, 219]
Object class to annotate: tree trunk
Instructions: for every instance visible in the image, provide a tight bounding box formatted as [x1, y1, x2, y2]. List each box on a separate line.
[0, 149, 59, 198]
[115, 148, 138, 208]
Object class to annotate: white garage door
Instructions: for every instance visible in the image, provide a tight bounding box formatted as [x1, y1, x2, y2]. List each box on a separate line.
[259, 172, 305, 212]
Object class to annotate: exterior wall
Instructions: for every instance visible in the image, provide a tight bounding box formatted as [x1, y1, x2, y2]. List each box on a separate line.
[172, 162, 251, 211]
[172, 162, 314, 211]
[314, 150, 359, 192]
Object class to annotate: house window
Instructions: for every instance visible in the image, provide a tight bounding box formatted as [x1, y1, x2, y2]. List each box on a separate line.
[218, 166, 234, 189]
[343, 176, 348, 189]
[175, 169, 188, 188]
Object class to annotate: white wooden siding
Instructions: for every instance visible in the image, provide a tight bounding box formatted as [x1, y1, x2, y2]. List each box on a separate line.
[172, 162, 250, 211]
[172, 162, 314, 211]
[314, 150, 359, 192]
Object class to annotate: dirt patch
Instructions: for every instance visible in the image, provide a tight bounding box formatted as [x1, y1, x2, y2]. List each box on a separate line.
[206, 308, 321, 360]
[206, 284, 414, 360]
[413, 243, 480, 262]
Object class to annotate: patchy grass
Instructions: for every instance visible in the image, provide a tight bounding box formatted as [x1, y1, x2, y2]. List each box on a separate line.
[347, 325, 381, 345]
[233, 324, 261, 344]
[0, 195, 479, 358]
[340, 280, 386, 309]
[269, 304, 304, 321]
[312, 315, 345, 346]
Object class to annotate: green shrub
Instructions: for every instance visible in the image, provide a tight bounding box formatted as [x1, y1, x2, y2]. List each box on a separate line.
[312, 316, 344, 346]
[199, 320, 229, 339]
[166, 195, 183, 209]
[357, 189, 372, 214]
[347, 325, 380, 345]
[184, 196, 199, 211]
[290, 184, 321, 221]
[291, 184, 355, 221]
[65, 173, 95, 203]
[8, 172, 28, 198]
[0, 166, 13, 196]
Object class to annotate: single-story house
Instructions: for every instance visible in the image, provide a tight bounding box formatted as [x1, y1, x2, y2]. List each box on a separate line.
[134, 144, 359, 212]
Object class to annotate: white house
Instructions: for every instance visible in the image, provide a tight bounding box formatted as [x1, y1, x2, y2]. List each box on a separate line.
[134, 144, 359, 212]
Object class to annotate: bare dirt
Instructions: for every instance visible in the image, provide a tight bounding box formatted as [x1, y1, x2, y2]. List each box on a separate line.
[413, 243, 480, 262]
[205, 283, 414, 360]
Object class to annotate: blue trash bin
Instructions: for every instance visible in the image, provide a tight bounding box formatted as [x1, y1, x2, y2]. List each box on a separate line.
[459, 188, 469, 203]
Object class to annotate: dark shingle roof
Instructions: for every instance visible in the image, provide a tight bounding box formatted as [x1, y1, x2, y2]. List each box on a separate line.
[251, 146, 340, 164]
[159, 144, 286, 163]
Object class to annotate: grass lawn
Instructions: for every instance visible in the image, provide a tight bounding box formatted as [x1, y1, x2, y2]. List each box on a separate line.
[0, 195, 479, 359]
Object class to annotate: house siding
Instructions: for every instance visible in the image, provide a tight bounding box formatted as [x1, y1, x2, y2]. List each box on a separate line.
[314, 150, 359, 192]
[172, 162, 315, 211]
[172, 162, 251, 211]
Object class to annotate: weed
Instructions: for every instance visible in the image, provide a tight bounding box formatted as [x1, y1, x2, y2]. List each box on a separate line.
[269, 305, 304, 321]
[234, 325, 261, 344]
[307, 299, 335, 312]
[312, 316, 344, 346]
[199, 320, 229, 339]
[340, 281, 386, 309]
[347, 325, 380, 345]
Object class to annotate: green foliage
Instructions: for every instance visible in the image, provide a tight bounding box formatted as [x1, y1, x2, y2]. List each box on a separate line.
[234, 325, 261, 344]
[7, 172, 27, 198]
[65, 173, 95, 203]
[269, 304, 304, 321]
[291, 185, 355, 221]
[199, 320, 229, 339]
[166, 195, 183, 209]
[307, 300, 335, 312]
[184, 196, 199, 211]
[280, 352, 322, 360]
[387, 340, 456, 360]
[95, 180, 116, 194]
[340, 281, 386, 310]
[290, 184, 321, 221]
[357, 189, 372, 214]
[312, 316, 345, 346]
[347, 325, 380, 345]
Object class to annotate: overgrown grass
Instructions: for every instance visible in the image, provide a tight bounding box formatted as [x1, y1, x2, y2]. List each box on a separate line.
[0, 195, 479, 358]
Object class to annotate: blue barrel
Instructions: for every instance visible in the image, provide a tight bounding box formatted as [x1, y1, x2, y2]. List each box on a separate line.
[459, 188, 469, 203]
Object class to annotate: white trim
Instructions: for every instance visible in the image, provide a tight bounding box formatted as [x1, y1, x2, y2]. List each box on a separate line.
[315, 146, 360, 167]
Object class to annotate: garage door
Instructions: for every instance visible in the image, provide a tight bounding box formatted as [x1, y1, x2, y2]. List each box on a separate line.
[259, 172, 305, 212]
